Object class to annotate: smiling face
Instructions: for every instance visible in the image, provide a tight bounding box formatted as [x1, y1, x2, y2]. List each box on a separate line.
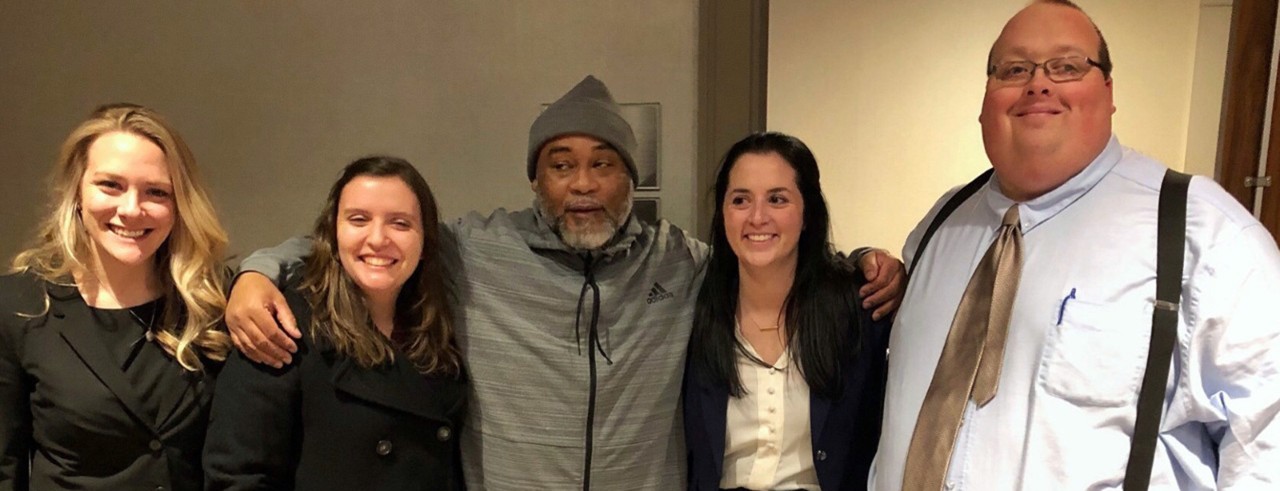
[532, 134, 633, 250]
[79, 131, 176, 272]
[336, 175, 424, 302]
[979, 2, 1115, 201]
[722, 151, 805, 273]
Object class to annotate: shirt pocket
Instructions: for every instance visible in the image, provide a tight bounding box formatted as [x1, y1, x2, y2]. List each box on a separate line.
[1037, 296, 1151, 407]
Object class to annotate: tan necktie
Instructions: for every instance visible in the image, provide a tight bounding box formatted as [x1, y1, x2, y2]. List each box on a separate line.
[902, 205, 1023, 490]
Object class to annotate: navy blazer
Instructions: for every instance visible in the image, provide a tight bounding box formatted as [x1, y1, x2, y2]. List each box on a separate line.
[683, 280, 890, 491]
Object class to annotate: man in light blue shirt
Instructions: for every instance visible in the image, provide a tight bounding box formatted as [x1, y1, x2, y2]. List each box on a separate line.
[871, 1, 1280, 489]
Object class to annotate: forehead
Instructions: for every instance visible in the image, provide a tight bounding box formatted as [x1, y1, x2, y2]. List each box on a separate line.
[990, 4, 1101, 60]
[728, 152, 799, 190]
[84, 131, 169, 178]
[340, 175, 420, 213]
[540, 134, 614, 156]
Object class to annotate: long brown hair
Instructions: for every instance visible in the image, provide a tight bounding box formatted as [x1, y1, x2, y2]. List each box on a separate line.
[12, 103, 231, 372]
[690, 132, 857, 399]
[301, 156, 460, 376]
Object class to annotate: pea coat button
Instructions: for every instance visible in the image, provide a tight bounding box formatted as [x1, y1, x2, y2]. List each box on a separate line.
[436, 426, 452, 442]
[816, 450, 827, 461]
[149, 440, 163, 452]
[376, 439, 393, 456]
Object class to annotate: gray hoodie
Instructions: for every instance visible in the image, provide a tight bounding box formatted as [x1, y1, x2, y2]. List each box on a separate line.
[240, 206, 708, 490]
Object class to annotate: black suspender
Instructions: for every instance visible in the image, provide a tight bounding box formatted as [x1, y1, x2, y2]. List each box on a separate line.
[908, 168, 994, 277]
[1124, 169, 1191, 490]
[910, 169, 1192, 491]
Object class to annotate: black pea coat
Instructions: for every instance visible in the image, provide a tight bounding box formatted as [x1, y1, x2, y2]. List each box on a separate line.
[203, 285, 467, 491]
[0, 272, 215, 491]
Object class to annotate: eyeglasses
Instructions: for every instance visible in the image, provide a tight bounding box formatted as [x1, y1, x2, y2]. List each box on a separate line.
[987, 56, 1103, 86]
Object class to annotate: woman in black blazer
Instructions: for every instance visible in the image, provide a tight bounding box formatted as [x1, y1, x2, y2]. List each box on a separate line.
[204, 156, 467, 490]
[0, 104, 232, 490]
[684, 132, 890, 491]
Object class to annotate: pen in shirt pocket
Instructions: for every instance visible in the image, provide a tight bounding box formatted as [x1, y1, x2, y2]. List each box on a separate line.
[1056, 287, 1077, 326]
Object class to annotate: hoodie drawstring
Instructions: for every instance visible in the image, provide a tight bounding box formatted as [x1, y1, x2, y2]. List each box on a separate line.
[573, 255, 613, 364]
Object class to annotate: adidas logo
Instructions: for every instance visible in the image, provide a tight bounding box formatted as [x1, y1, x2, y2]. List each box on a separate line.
[646, 282, 674, 305]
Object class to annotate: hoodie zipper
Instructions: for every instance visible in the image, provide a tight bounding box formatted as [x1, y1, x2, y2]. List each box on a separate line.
[580, 254, 601, 490]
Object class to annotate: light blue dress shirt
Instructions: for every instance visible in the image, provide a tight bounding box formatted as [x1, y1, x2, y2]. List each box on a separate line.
[871, 136, 1280, 490]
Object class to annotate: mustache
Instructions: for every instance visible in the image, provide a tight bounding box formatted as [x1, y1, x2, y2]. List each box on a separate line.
[561, 198, 605, 211]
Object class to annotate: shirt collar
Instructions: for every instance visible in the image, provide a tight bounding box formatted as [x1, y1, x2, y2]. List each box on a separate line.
[983, 135, 1122, 234]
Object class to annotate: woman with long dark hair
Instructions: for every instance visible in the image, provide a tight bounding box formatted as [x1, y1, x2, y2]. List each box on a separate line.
[0, 103, 231, 490]
[204, 156, 465, 490]
[685, 132, 890, 490]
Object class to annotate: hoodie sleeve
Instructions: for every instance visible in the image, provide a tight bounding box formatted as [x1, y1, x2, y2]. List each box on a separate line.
[236, 236, 312, 288]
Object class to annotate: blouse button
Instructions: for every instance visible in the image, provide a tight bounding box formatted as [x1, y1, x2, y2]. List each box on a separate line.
[767, 387, 775, 395]
[768, 407, 776, 414]
[376, 439, 393, 456]
[437, 426, 452, 442]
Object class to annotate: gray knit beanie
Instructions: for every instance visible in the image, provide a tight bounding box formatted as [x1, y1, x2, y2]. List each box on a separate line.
[527, 75, 638, 185]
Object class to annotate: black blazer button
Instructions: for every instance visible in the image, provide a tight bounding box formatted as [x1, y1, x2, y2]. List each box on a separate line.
[154, 486, 166, 491]
[436, 426, 452, 442]
[149, 440, 163, 452]
[816, 450, 827, 461]
[376, 439, 393, 456]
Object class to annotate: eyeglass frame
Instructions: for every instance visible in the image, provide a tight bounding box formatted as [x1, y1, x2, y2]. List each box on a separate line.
[986, 56, 1105, 85]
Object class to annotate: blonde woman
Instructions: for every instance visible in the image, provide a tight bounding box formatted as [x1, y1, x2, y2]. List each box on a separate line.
[0, 104, 230, 491]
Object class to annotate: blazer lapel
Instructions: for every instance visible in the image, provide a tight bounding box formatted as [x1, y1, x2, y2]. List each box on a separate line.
[809, 394, 832, 451]
[48, 285, 157, 434]
[697, 373, 730, 475]
[328, 352, 463, 424]
[154, 366, 207, 431]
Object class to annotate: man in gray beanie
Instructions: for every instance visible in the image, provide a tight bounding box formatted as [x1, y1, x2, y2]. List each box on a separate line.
[223, 75, 905, 490]
[527, 75, 640, 184]
[527, 75, 640, 252]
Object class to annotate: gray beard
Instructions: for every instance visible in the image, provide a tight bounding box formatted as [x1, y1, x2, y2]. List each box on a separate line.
[535, 187, 633, 251]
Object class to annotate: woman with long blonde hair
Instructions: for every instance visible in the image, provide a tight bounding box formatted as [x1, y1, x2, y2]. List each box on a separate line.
[0, 103, 230, 491]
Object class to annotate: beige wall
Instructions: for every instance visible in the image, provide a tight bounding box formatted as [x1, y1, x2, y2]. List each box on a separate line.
[769, 0, 1203, 255]
[0, 1, 698, 264]
[1185, 1, 1234, 179]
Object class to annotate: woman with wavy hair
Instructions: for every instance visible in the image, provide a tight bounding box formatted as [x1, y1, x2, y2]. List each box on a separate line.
[0, 103, 230, 490]
[684, 132, 890, 491]
[205, 156, 466, 490]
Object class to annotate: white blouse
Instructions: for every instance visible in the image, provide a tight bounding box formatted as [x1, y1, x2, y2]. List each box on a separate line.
[719, 326, 820, 491]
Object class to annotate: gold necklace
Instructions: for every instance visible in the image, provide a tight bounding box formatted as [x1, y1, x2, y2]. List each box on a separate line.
[738, 306, 781, 332]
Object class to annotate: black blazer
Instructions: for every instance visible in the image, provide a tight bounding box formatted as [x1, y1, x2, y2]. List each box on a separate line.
[0, 272, 215, 491]
[683, 277, 890, 491]
[203, 285, 468, 491]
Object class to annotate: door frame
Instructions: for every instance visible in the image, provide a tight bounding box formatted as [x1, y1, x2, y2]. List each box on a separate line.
[1218, 0, 1279, 240]
[696, 0, 769, 242]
